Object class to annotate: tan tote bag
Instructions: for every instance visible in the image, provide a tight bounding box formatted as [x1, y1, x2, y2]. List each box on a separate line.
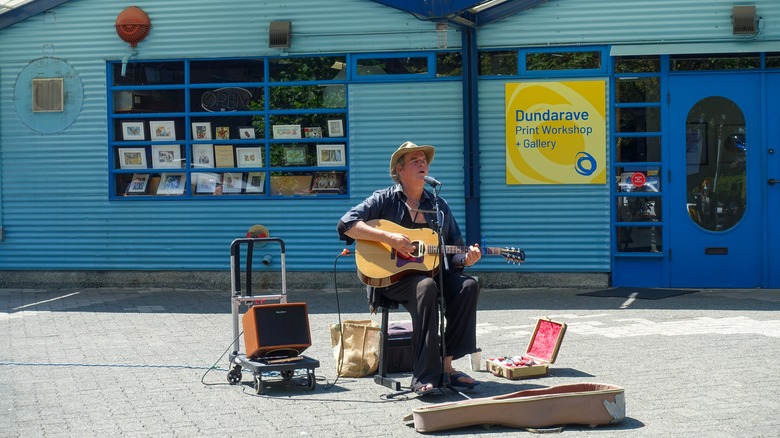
[329, 320, 381, 377]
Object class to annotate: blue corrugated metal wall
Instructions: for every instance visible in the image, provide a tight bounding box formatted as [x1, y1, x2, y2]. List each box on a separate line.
[3, 0, 777, 277]
[476, 80, 611, 273]
[0, 0, 449, 272]
[479, 0, 780, 49]
[348, 81, 466, 219]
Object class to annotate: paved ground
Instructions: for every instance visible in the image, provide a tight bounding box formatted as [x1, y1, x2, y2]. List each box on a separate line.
[1, 285, 779, 437]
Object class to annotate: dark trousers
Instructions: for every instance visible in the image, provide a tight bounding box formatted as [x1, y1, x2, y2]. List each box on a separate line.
[381, 271, 480, 388]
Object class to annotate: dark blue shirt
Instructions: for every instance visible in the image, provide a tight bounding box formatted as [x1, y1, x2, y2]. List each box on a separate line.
[337, 183, 467, 270]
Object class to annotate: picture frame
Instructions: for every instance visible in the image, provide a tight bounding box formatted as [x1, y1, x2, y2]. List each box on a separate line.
[118, 147, 147, 169]
[126, 173, 150, 194]
[191, 144, 215, 168]
[222, 172, 244, 193]
[273, 124, 302, 139]
[311, 171, 345, 192]
[245, 172, 266, 193]
[195, 173, 219, 194]
[151, 144, 182, 168]
[215, 126, 230, 140]
[239, 127, 256, 139]
[150, 121, 176, 141]
[236, 147, 263, 167]
[284, 146, 307, 165]
[191, 122, 212, 140]
[157, 173, 185, 195]
[214, 145, 235, 167]
[121, 121, 145, 141]
[316, 144, 346, 166]
[304, 127, 323, 138]
[270, 174, 313, 196]
[327, 119, 344, 137]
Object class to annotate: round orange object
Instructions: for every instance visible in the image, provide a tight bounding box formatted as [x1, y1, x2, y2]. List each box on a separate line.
[115, 6, 151, 48]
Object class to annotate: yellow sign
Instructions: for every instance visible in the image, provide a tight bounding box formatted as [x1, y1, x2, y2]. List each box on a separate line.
[506, 80, 606, 184]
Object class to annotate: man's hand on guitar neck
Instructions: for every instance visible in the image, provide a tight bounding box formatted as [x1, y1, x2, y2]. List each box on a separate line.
[461, 244, 482, 268]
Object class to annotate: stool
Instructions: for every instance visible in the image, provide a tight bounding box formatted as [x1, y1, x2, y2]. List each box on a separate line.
[368, 287, 413, 391]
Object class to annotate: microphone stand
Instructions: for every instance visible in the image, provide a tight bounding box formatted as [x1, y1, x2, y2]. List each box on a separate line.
[428, 182, 449, 388]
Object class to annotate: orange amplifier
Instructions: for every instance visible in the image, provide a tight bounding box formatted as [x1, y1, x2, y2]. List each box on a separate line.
[242, 303, 312, 359]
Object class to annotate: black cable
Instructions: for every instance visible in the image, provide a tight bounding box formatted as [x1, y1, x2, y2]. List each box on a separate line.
[200, 329, 244, 386]
[323, 248, 350, 390]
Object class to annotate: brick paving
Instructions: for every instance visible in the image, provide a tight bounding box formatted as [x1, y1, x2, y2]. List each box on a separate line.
[2, 286, 779, 437]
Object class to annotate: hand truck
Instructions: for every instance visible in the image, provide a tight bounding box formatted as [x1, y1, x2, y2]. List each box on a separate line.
[226, 237, 319, 394]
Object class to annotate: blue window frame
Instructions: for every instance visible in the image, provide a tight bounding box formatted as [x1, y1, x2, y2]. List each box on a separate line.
[107, 56, 349, 200]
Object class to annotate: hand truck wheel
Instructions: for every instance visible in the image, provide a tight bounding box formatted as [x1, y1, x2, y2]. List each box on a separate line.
[227, 365, 242, 385]
[307, 371, 316, 390]
[254, 374, 264, 394]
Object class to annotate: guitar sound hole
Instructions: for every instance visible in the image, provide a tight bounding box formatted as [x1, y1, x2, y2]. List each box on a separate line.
[410, 241, 425, 258]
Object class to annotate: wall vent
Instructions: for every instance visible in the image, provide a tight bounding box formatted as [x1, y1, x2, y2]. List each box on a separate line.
[732, 5, 758, 35]
[269, 21, 292, 48]
[32, 78, 64, 112]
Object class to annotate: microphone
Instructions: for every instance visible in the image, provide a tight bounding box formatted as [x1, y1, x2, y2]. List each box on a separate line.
[423, 176, 442, 187]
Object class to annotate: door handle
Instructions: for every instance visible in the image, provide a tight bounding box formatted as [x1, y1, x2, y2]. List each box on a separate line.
[770, 179, 778, 185]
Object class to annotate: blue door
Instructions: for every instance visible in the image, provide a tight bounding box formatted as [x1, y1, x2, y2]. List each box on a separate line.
[668, 73, 763, 287]
[766, 74, 780, 288]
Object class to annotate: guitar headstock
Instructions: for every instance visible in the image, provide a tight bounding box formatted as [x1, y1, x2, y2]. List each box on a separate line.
[500, 247, 525, 264]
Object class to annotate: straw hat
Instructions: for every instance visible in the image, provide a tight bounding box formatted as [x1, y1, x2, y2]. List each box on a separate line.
[389, 141, 435, 178]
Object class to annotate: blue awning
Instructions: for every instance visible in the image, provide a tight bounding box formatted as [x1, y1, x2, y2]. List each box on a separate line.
[0, 0, 70, 30]
[369, 0, 549, 27]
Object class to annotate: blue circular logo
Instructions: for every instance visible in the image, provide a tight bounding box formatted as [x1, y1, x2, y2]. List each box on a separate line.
[575, 152, 597, 176]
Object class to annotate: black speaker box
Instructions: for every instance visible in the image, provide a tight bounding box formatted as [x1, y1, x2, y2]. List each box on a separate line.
[386, 321, 414, 373]
[242, 303, 311, 359]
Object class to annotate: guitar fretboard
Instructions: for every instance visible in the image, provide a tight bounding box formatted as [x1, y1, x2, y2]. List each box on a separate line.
[427, 245, 504, 255]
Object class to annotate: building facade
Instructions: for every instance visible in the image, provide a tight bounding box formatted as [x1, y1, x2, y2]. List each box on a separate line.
[1, 0, 778, 289]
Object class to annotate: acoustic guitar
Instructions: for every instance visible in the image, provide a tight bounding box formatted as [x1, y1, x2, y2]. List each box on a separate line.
[355, 219, 525, 287]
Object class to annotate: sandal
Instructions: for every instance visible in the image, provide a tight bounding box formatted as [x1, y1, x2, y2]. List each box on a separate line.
[412, 382, 438, 396]
[448, 371, 479, 389]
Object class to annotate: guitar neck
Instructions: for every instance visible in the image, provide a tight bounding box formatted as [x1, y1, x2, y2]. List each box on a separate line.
[428, 245, 504, 256]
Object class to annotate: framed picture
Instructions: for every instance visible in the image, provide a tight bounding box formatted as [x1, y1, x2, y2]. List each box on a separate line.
[316, 144, 346, 166]
[270, 174, 313, 196]
[222, 172, 244, 193]
[304, 127, 323, 138]
[191, 144, 214, 168]
[215, 126, 230, 140]
[195, 173, 219, 194]
[311, 171, 345, 192]
[191, 122, 212, 140]
[214, 145, 235, 167]
[157, 173, 185, 195]
[118, 147, 147, 169]
[327, 119, 344, 137]
[239, 127, 256, 139]
[273, 124, 302, 139]
[245, 172, 266, 193]
[284, 146, 307, 165]
[126, 173, 150, 194]
[151, 144, 182, 168]
[150, 121, 176, 141]
[121, 121, 145, 141]
[236, 147, 263, 167]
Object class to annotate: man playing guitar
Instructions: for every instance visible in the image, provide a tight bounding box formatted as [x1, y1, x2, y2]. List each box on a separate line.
[337, 141, 482, 396]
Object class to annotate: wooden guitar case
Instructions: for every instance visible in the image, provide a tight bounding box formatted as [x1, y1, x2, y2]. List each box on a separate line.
[407, 382, 625, 433]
